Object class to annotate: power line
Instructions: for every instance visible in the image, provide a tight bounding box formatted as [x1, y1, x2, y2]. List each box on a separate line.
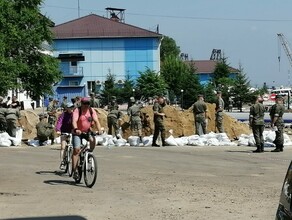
[42, 4, 292, 22]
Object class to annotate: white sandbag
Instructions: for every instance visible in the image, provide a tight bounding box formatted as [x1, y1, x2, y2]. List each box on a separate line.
[187, 135, 200, 145]
[10, 137, 21, 146]
[107, 135, 115, 146]
[55, 136, 61, 144]
[115, 138, 127, 147]
[264, 142, 276, 148]
[216, 133, 229, 141]
[0, 137, 12, 147]
[15, 127, 23, 140]
[237, 136, 249, 146]
[264, 131, 276, 143]
[174, 138, 184, 146]
[95, 135, 103, 145]
[284, 133, 291, 143]
[248, 136, 255, 146]
[188, 138, 206, 146]
[142, 136, 153, 146]
[205, 132, 217, 139]
[206, 138, 220, 146]
[165, 135, 178, 146]
[180, 137, 189, 146]
[128, 136, 140, 146]
[27, 139, 40, 147]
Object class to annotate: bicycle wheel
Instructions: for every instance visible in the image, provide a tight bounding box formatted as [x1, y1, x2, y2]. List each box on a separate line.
[74, 158, 83, 184]
[84, 153, 98, 188]
[66, 146, 73, 176]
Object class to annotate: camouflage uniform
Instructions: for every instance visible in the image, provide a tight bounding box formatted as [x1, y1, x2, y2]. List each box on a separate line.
[0, 105, 7, 132]
[215, 97, 225, 133]
[47, 101, 57, 125]
[36, 119, 55, 145]
[90, 96, 100, 108]
[128, 103, 143, 137]
[249, 102, 265, 152]
[152, 102, 166, 146]
[192, 100, 207, 135]
[270, 102, 285, 151]
[6, 108, 21, 137]
[107, 108, 122, 137]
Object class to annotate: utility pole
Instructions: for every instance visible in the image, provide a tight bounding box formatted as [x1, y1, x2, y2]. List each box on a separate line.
[78, 0, 80, 18]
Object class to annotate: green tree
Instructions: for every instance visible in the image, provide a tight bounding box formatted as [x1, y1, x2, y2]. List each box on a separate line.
[0, 0, 61, 98]
[101, 72, 120, 105]
[203, 83, 217, 103]
[230, 65, 252, 112]
[213, 57, 231, 87]
[119, 74, 135, 103]
[160, 36, 180, 62]
[136, 68, 167, 98]
[161, 55, 203, 108]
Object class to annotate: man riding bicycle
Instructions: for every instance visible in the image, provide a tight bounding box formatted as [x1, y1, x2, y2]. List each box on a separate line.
[72, 97, 102, 180]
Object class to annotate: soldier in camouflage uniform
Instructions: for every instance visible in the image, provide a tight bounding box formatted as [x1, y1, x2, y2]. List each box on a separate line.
[192, 94, 208, 135]
[249, 95, 265, 153]
[128, 98, 144, 142]
[36, 114, 55, 146]
[215, 91, 225, 133]
[47, 98, 58, 126]
[152, 96, 166, 147]
[270, 95, 285, 152]
[107, 105, 123, 138]
[6, 105, 22, 137]
[90, 93, 100, 108]
[0, 96, 7, 132]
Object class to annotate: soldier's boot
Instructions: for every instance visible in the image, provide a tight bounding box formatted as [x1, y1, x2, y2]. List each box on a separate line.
[280, 144, 284, 152]
[271, 145, 281, 152]
[253, 145, 262, 153]
[260, 144, 264, 152]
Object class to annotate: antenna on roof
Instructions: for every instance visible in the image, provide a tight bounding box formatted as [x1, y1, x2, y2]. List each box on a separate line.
[78, 0, 80, 18]
[106, 7, 126, 23]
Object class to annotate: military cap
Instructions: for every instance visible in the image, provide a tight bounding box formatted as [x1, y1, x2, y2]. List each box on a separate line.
[39, 113, 48, 119]
[276, 95, 283, 99]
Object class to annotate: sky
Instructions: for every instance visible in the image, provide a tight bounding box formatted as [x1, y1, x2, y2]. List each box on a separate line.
[40, 0, 292, 88]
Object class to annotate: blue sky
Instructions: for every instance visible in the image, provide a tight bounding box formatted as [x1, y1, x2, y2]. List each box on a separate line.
[41, 0, 292, 88]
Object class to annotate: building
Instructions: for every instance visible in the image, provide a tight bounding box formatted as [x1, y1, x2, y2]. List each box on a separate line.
[186, 60, 239, 85]
[51, 13, 162, 101]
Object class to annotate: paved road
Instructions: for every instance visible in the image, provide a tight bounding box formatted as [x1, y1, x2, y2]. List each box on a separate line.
[226, 112, 292, 123]
[0, 145, 290, 220]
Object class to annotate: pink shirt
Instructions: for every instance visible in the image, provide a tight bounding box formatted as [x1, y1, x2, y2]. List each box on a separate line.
[72, 107, 98, 132]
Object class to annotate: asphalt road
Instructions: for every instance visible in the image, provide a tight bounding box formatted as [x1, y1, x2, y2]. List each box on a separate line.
[0, 145, 290, 220]
[226, 112, 292, 123]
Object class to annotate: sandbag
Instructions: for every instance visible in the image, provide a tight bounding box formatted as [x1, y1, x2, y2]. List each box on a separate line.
[165, 135, 178, 146]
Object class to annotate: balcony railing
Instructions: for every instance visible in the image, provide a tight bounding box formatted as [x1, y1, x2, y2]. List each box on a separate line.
[62, 67, 83, 77]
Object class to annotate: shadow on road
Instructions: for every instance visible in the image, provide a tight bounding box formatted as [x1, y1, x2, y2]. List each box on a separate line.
[225, 150, 253, 153]
[35, 170, 66, 177]
[5, 215, 86, 220]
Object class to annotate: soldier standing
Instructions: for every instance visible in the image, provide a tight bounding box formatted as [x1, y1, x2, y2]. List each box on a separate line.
[0, 96, 7, 132]
[36, 114, 55, 146]
[215, 91, 224, 133]
[249, 95, 265, 153]
[270, 95, 285, 152]
[6, 105, 22, 137]
[47, 99, 58, 126]
[192, 94, 208, 135]
[128, 99, 144, 143]
[90, 93, 100, 108]
[152, 96, 166, 147]
[107, 105, 123, 138]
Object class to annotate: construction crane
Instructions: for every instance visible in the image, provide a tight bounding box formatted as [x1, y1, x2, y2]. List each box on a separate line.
[277, 33, 292, 71]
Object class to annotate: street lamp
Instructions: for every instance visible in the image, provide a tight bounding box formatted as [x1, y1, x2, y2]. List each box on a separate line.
[181, 89, 184, 110]
[132, 88, 135, 97]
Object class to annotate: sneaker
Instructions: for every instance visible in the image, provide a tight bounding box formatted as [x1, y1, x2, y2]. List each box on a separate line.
[59, 161, 65, 170]
[73, 171, 79, 180]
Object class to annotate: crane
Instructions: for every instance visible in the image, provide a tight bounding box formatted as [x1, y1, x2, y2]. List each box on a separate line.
[277, 33, 292, 70]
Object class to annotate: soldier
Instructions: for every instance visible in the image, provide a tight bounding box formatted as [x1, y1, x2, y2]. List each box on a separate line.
[90, 93, 100, 108]
[108, 96, 118, 111]
[192, 94, 208, 135]
[47, 99, 58, 126]
[270, 95, 285, 152]
[215, 91, 225, 133]
[127, 97, 135, 112]
[107, 105, 123, 138]
[6, 105, 22, 137]
[249, 95, 265, 153]
[60, 96, 68, 110]
[0, 96, 7, 132]
[36, 114, 55, 146]
[152, 96, 166, 147]
[74, 96, 81, 108]
[128, 99, 144, 143]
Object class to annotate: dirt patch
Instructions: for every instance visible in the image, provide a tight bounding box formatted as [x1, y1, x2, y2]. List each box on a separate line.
[20, 104, 250, 141]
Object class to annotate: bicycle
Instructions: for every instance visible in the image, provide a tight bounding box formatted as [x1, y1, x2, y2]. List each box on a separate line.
[60, 133, 73, 176]
[74, 132, 98, 188]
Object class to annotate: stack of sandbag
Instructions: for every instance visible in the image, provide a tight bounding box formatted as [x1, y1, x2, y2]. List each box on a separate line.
[0, 128, 23, 147]
[237, 130, 292, 147]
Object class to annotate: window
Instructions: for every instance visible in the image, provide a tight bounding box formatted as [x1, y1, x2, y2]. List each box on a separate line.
[87, 81, 96, 93]
[69, 81, 79, 86]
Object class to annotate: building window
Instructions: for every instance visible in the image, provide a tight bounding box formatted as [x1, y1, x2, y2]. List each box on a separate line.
[87, 81, 96, 93]
[69, 81, 79, 86]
